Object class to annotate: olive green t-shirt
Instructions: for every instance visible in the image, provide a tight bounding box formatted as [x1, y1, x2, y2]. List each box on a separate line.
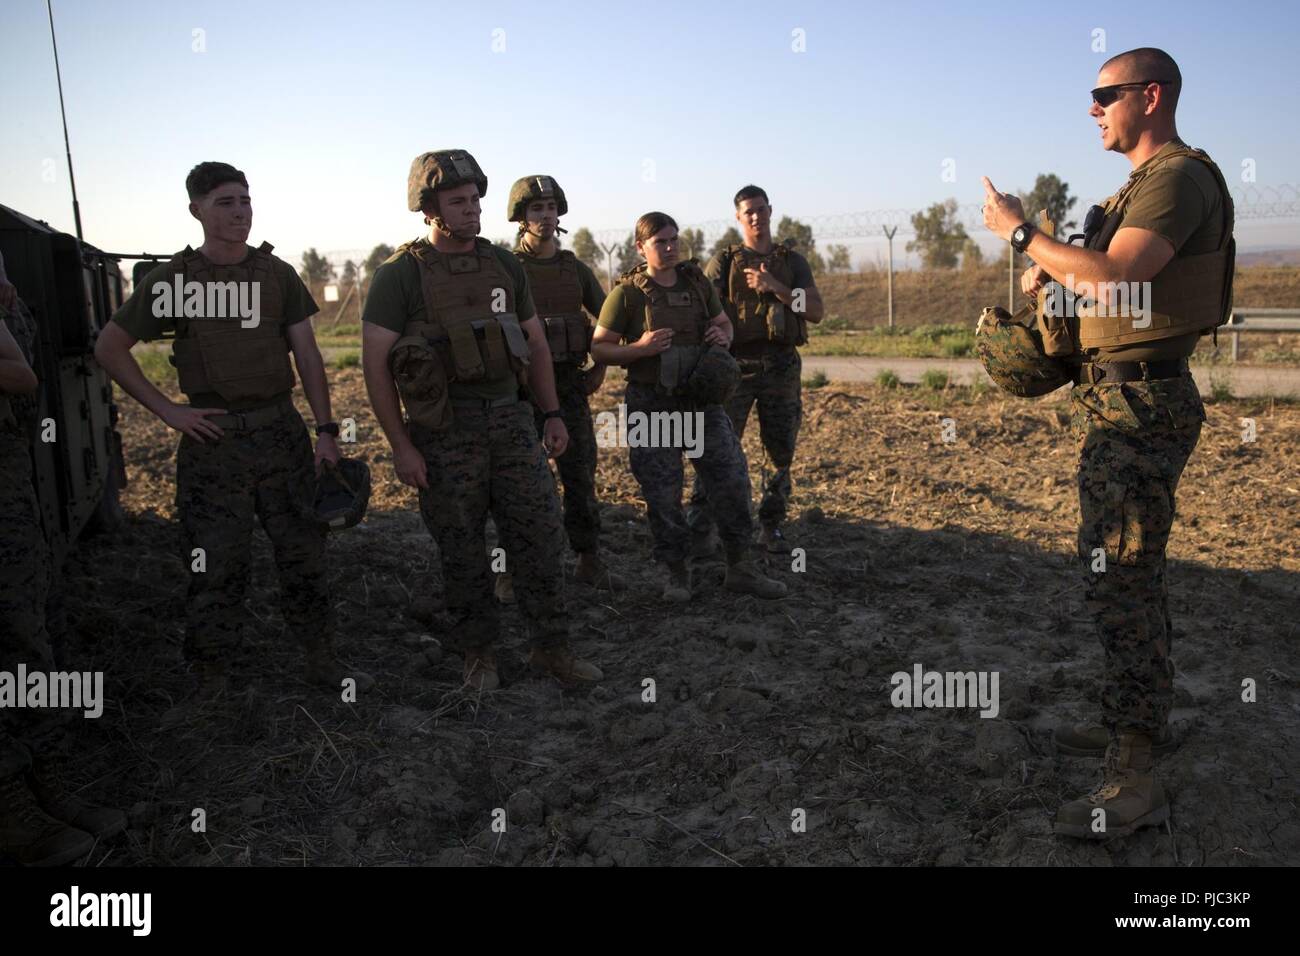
[363, 240, 536, 401]
[110, 245, 316, 409]
[1094, 138, 1230, 362]
[514, 250, 607, 318]
[596, 271, 724, 344]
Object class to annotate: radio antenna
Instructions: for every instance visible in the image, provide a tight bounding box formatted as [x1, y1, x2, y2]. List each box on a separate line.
[46, 0, 83, 241]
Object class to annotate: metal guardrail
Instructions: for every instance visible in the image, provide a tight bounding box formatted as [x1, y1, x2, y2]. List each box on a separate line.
[1225, 308, 1300, 360]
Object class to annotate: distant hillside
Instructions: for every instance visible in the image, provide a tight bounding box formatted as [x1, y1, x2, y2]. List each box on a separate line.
[816, 264, 1300, 329]
[1236, 249, 1300, 267]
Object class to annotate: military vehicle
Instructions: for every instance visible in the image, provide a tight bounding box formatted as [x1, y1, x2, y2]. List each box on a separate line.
[0, 203, 128, 565]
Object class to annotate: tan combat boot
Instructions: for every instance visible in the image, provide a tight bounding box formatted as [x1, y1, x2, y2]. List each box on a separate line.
[494, 572, 515, 604]
[462, 645, 500, 692]
[662, 561, 692, 603]
[724, 545, 788, 599]
[303, 644, 376, 694]
[574, 550, 625, 591]
[1054, 721, 1177, 758]
[1055, 732, 1169, 839]
[27, 762, 127, 841]
[528, 642, 603, 683]
[0, 772, 96, 867]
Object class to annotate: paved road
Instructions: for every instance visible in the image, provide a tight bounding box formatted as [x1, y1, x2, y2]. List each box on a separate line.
[799, 355, 1300, 398]
[134, 342, 1300, 398]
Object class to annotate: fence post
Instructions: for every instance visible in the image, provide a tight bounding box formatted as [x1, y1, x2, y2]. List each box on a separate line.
[883, 226, 897, 329]
[598, 242, 618, 290]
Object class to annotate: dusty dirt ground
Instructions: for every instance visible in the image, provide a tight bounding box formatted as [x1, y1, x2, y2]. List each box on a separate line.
[48, 368, 1299, 866]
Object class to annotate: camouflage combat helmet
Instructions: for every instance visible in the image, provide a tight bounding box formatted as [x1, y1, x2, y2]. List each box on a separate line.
[686, 344, 742, 405]
[975, 303, 1071, 397]
[407, 150, 488, 212]
[507, 175, 568, 223]
[314, 458, 372, 531]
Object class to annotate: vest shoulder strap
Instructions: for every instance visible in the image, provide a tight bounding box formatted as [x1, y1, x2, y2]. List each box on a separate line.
[168, 246, 200, 275]
[726, 242, 792, 268]
[248, 242, 279, 278]
[398, 238, 437, 266]
[168, 242, 278, 276]
[1114, 144, 1231, 227]
[617, 263, 647, 288]
[513, 248, 578, 270]
[677, 261, 712, 304]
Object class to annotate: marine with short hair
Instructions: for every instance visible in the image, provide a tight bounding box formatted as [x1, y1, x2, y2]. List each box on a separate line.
[981, 47, 1234, 838]
[687, 185, 825, 556]
[95, 162, 369, 708]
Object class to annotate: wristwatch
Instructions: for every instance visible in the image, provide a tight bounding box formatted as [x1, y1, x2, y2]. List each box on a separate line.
[542, 409, 562, 421]
[315, 421, 340, 437]
[1010, 222, 1035, 254]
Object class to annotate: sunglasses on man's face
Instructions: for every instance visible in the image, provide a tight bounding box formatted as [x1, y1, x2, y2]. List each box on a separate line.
[1090, 79, 1172, 107]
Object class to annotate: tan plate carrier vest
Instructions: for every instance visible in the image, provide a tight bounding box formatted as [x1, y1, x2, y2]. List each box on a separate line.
[517, 249, 590, 365]
[721, 243, 804, 347]
[166, 242, 295, 404]
[393, 238, 530, 386]
[1074, 144, 1235, 349]
[620, 261, 712, 392]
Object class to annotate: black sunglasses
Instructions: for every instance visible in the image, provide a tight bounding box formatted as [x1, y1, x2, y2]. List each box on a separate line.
[1091, 79, 1173, 107]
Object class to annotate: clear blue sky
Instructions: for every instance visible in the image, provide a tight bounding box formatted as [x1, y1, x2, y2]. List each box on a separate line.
[3, 0, 1297, 268]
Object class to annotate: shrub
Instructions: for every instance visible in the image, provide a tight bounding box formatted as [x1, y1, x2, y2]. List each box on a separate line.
[921, 369, 950, 390]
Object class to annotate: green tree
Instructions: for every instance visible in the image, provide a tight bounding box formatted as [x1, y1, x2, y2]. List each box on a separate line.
[299, 248, 335, 285]
[680, 227, 706, 262]
[571, 227, 601, 270]
[615, 233, 640, 273]
[1019, 173, 1078, 232]
[907, 199, 968, 270]
[364, 243, 394, 280]
[709, 227, 742, 259]
[775, 217, 826, 273]
[960, 239, 984, 271]
[340, 259, 358, 288]
[826, 244, 851, 273]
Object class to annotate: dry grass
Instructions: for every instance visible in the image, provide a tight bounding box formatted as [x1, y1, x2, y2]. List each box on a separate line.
[49, 368, 1300, 866]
